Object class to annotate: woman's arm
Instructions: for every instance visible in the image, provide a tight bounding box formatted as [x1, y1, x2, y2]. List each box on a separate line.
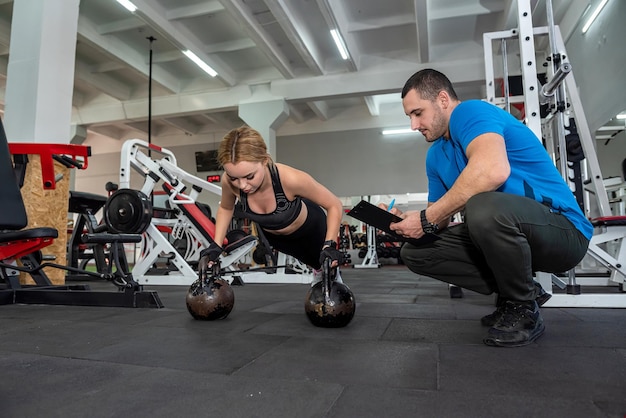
[212, 178, 238, 247]
[277, 163, 343, 243]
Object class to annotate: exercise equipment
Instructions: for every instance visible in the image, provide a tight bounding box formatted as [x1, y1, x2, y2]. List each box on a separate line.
[483, 0, 626, 307]
[66, 190, 109, 277]
[186, 263, 235, 320]
[116, 139, 315, 286]
[354, 225, 380, 268]
[0, 119, 162, 308]
[104, 189, 152, 234]
[304, 258, 355, 328]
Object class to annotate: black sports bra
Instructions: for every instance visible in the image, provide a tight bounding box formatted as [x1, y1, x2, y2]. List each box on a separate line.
[234, 163, 302, 230]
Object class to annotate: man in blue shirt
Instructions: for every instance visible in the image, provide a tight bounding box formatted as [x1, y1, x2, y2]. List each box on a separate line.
[386, 69, 591, 347]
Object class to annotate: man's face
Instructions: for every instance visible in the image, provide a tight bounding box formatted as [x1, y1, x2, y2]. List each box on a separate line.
[402, 89, 449, 142]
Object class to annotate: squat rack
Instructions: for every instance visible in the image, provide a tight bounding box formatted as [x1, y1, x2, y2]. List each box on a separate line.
[483, 0, 626, 307]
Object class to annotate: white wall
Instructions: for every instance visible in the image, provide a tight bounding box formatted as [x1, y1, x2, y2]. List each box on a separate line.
[595, 130, 626, 180]
[277, 128, 429, 197]
[566, 0, 626, 132]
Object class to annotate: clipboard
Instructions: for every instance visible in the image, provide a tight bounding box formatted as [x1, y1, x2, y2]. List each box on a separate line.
[346, 200, 441, 246]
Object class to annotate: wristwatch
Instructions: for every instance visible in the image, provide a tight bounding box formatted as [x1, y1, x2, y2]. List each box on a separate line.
[420, 209, 439, 234]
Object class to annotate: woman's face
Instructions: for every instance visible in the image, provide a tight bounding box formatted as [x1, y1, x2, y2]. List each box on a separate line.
[222, 160, 266, 194]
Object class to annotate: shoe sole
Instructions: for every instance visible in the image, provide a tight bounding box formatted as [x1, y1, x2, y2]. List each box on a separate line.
[483, 323, 545, 347]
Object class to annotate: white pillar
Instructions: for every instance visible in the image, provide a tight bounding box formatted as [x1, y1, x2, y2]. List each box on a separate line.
[4, 0, 80, 144]
[239, 84, 289, 158]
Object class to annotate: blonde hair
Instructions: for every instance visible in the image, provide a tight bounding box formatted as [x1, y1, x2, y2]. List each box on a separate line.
[218, 126, 272, 167]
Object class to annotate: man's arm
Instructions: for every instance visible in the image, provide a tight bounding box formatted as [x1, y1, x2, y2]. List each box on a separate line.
[390, 133, 510, 238]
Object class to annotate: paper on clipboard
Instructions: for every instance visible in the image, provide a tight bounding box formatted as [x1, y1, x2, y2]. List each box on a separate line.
[346, 200, 441, 246]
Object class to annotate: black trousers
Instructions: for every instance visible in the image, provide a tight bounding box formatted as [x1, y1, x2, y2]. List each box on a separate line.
[400, 192, 589, 301]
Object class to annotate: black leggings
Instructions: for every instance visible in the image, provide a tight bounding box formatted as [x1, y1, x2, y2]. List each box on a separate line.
[400, 192, 589, 301]
[262, 199, 327, 269]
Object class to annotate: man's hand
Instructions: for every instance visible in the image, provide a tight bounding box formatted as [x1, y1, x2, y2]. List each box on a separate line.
[378, 202, 403, 217]
[198, 242, 223, 278]
[319, 240, 343, 267]
[389, 210, 423, 239]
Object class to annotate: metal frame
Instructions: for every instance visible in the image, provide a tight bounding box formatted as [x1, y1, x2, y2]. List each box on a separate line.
[1, 138, 162, 309]
[483, 0, 625, 307]
[354, 225, 380, 269]
[118, 139, 313, 286]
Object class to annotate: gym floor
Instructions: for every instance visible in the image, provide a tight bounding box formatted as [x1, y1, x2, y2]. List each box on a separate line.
[1, 265, 625, 417]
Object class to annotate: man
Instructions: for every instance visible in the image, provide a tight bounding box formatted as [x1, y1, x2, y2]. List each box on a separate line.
[386, 69, 592, 347]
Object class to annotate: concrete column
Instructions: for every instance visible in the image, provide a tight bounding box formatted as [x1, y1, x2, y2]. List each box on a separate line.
[70, 125, 87, 145]
[239, 84, 289, 158]
[4, 0, 80, 144]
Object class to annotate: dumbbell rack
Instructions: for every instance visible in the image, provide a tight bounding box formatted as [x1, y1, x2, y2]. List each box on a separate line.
[354, 225, 380, 269]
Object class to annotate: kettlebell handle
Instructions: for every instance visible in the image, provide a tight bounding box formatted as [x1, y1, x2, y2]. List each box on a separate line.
[200, 260, 222, 288]
[322, 257, 332, 304]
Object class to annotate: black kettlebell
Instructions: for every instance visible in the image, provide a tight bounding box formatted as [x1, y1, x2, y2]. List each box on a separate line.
[304, 258, 356, 328]
[186, 264, 234, 320]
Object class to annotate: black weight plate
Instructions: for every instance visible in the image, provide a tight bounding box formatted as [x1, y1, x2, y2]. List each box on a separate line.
[104, 189, 152, 234]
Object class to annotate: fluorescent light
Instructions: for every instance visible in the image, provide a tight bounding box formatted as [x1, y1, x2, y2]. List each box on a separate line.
[382, 128, 414, 136]
[183, 50, 218, 77]
[330, 29, 349, 60]
[582, 0, 608, 34]
[616, 113, 626, 120]
[116, 0, 137, 12]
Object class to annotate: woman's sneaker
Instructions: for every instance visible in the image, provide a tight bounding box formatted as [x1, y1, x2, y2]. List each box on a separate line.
[311, 267, 344, 286]
[311, 269, 323, 286]
[333, 268, 344, 283]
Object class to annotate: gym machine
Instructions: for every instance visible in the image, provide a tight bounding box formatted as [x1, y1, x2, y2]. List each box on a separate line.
[110, 139, 314, 286]
[0, 120, 162, 308]
[354, 225, 380, 269]
[483, 0, 626, 307]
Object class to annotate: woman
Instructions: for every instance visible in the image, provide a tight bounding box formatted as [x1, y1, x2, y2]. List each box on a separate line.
[198, 126, 344, 280]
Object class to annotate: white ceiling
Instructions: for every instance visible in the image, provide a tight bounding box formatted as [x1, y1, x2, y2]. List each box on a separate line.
[0, 0, 612, 146]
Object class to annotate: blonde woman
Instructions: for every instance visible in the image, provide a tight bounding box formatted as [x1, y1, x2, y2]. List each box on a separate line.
[198, 126, 344, 281]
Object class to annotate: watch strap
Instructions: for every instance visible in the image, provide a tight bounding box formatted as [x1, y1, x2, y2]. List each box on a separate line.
[420, 209, 438, 234]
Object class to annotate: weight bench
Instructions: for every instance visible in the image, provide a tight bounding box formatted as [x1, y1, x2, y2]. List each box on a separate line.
[66, 190, 128, 280]
[115, 138, 314, 285]
[131, 195, 257, 286]
[536, 215, 626, 307]
[163, 183, 258, 269]
[0, 117, 162, 308]
[124, 172, 257, 286]
[587, 216, 626, 286]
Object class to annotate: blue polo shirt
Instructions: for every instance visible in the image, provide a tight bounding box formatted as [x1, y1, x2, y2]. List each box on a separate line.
[426, 100, 592, 239]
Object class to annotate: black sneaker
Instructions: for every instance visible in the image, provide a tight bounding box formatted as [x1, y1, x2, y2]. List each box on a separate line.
[481, 282, 552, 327]
[480, 303, 505, 327]
[483, 300, 545, 347]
